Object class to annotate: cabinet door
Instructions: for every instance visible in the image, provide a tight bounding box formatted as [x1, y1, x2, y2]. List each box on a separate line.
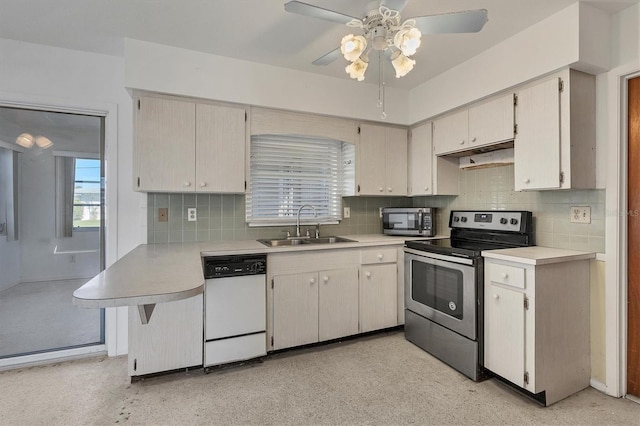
[433, 110, 468, 155]
[484, 283, 526, 387]
[128, 294, 203, 376]
[272, 272, 319, 350]
[195, 104, 246, 193]
[318, 268, 359, 341]
[408, 122, 432, 196]
[385, 127, 408, 195]
[514, 78, 561, 190]
[468, 94, 514, 149]
[135, 96, 196, 192]
[360, 263, 398, 333]
[358, 123, 387, 195]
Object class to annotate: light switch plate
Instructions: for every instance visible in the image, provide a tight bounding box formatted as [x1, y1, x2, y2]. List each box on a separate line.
[344, 207, 351, 218]
[570, 206, 591, 224]
[187, 207, 197, 222]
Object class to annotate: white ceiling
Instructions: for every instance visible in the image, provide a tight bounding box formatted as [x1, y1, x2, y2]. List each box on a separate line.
[0, 0, 637, 91]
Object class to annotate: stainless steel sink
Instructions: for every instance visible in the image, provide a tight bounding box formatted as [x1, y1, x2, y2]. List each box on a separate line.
[305, 236, 354, 244]
[257, 236, 354, 247]
[257, 238, 307, 247]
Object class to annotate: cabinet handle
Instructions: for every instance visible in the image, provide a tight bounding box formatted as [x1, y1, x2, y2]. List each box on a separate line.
[377, 254, 384, 261]
[471, 137, 477, 142]
[523, 178, 530, 184]
[323, 276, 329, 283]
[379, 187, 384, 192]
[387, 187, 392, 192]
[493, 294, 499, 300]
[424, 187, 429, 192]
[184, 181, 192, 187]
[199, 182, 207, 187]
[310, 278, 316, 284]
[460, 140, 465, 145]
[501, 273, 508, 279]
[366, 271, 371, 278]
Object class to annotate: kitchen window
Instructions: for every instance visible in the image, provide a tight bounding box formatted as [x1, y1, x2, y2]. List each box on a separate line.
[246, 135, 354, 226]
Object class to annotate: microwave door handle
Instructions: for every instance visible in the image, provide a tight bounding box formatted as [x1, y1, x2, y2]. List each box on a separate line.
[418, 210, 423, 233]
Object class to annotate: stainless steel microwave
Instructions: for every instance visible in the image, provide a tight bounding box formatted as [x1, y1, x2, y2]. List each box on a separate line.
[382, 207, 435, 236]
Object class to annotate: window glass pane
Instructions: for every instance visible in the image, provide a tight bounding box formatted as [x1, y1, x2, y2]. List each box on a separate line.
[73, 158, 101, 228]
[247, 135, 351, 226]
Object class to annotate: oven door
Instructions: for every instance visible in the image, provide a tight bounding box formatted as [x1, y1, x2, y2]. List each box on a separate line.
[404, 248, 477, 340]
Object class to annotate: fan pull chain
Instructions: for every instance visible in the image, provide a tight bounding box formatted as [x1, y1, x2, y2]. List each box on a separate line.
[378, 51, 387, 119]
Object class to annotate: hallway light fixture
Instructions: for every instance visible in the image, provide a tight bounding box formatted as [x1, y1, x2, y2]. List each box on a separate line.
[15, 132, 53, 149]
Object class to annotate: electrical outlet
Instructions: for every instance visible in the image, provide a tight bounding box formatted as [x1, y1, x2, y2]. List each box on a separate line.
[187, 207, 197, 222]
[343, 207, 351, 218]
[158, 208, 168, 222]
[570, 206, 591, 224]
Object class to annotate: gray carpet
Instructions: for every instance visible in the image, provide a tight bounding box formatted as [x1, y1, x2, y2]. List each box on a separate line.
[0, 330, 638, 425]
[0, 279, 102, 358]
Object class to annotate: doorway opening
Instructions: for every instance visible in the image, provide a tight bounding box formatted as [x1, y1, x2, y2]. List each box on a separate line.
[0, 106, 105, 363]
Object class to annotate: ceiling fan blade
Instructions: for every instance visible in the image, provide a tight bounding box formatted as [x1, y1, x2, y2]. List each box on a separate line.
[413, 9, 488, 35]
[381, 0, 408, 13]
[284, 1, 358, 25]
[312, 48, 342, 66]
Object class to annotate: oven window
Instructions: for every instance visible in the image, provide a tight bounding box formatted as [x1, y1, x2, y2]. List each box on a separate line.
[411, 260, 463, 320]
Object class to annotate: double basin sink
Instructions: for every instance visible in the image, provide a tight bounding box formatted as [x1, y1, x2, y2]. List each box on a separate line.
[257, 236, 355, 247]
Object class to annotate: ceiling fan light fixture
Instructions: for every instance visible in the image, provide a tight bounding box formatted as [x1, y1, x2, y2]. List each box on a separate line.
[394, 27, 421, 56]
[345, 56, 368, 81]
[35, 135, 53, 149]
[340, 34, 367, 61]
[391, 51, 415, 78]
[16, 132, 34, 148]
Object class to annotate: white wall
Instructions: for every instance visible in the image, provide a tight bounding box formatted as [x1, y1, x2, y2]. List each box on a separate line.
[0, 38, 144, 355]
[124, 39, 411, 125]
[408, 2, 610, 123]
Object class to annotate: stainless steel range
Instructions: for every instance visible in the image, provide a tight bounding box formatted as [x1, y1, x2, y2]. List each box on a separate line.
[404, 210, 534, 381]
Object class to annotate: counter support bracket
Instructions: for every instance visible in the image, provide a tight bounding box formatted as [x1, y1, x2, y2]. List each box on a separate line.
[138, 304, 156, 324]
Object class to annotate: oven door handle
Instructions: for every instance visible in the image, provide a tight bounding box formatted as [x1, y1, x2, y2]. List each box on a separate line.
[403, 248, 474, 266]
[418, 210, 423, 234]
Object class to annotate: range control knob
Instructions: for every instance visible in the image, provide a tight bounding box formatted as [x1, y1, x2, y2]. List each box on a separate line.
[510, 218, 519, 225]
[454, 217, 460, 222]
[461, 217, 468, 223]
[500, 218, 508, 225]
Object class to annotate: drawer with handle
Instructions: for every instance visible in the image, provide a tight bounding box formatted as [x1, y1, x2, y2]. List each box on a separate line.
[487, 263, 525, 289]
[361, 247, 398, 264]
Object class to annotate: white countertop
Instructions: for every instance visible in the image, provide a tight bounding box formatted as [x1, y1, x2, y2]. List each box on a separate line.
[482, 246, 596, 265]
[73, 234, 445, 309]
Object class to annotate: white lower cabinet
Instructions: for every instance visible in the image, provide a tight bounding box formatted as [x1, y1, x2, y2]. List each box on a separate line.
[128, 294, 203, 376]
[268, 245, 403, 351]
[360, 247, 398, 333]
[271, 268, 358, 350]
[483, 256, 591, 405]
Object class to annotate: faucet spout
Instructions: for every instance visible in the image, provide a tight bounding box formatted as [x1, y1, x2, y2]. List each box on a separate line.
[296, 204, 317, 237]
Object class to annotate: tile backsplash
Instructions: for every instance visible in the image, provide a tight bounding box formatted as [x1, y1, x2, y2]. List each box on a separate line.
[147, 194, 411, 244]
[147, 164, 605, 253]
[412, 164, 605, 253]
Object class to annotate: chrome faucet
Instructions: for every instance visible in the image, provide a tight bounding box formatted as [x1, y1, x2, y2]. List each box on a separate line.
[296, 204, 317, 238]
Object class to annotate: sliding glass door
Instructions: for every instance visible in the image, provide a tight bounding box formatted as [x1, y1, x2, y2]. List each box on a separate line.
[0, 107, 105, 360]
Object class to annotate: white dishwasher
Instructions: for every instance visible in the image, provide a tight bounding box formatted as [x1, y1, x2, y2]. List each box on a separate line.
[202, 254, 267, 367]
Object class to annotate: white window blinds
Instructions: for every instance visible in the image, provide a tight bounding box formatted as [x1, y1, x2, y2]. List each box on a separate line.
[247, 135, 352, 226]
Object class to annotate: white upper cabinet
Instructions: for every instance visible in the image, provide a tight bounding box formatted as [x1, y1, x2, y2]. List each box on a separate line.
[433, 93, 515, 156]
[407, 122, 432, 196]
[357, 123, 407, 196]
[514, 69, 595, 191]
[135, 96, 196, 192]
[408, 122, 459, 196]
[134, 94, 247, 193]
[195, 103, 246, 193]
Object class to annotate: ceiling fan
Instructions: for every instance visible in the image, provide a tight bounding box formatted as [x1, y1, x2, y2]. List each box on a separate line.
[284, 0, 488, 81]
